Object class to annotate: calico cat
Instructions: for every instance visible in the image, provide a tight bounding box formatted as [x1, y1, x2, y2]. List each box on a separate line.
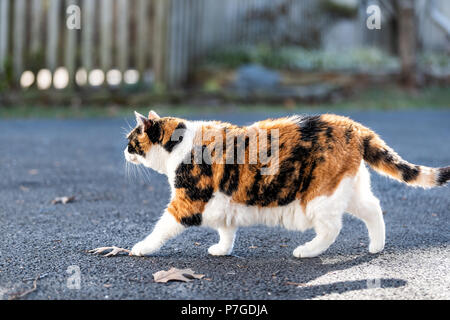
[92, 110, 449, 258]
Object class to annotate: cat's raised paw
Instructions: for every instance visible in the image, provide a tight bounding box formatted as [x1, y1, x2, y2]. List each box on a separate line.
[208, 244, 232, 256]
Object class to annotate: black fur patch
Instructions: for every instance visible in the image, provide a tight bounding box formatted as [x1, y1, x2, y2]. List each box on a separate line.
[145, 120, 162, 144]
[219, 163, 240, 196]
[245, 124, 322, 207]
[362, 136, 382, 164]
[127, 130, 145, 156]
[437, 166, 450, 186]
[362, 137, 397, 165]
[174, 150, 214, 202]
[180, 213, 202, 227]
[325, 127, 333, 141]
[175, 166, 213, 202]
[396, 162, 420, 182]
[220, 136, 241, 196]
[163, 122, 186, 152]
[345, 128, 353, 144]
[298, 115, 326, 143]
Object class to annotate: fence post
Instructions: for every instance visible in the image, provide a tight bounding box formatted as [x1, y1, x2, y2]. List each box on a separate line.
[136, 0, 149, 77]
[13, 0, 25, 84]
[82, 0, 95, 74]
[65, 0, 78, 87]
[0, 0, 9, 74]
[100, 0, 112, 75]
[153, 0, 171, 88]
[31, 0, 43, 57]
[398, 0, 418, 88]
[117, 0, 128, 76]
[47, 0, 61, 73]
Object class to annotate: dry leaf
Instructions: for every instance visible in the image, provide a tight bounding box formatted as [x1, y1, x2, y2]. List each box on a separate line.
[51, 196, 75, 205]
[89, 246, 131, 257]
[153, 268, 204, 283]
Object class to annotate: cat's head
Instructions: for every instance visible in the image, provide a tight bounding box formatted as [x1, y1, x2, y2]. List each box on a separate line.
[124, 110, 186, 174]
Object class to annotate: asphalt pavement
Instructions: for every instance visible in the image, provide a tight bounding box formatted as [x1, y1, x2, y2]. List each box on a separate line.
[0, 109, 449, 300]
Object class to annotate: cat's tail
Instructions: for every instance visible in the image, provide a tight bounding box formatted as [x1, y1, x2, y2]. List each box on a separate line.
[359, 130, 449, 188]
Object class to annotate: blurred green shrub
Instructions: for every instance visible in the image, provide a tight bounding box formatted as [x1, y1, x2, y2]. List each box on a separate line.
[205, 45, 400, 72]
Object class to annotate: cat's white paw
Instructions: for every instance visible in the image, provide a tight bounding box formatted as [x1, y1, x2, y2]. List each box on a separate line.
[369, 241, 384, 254]
[293, 245, 319, 258]
[208, 244, 232, 256]
[131, 241, 159, 256]
[131, 241, 146, 256]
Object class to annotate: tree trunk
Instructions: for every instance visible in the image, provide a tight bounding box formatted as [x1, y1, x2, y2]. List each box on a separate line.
[397, 0, 417, 88]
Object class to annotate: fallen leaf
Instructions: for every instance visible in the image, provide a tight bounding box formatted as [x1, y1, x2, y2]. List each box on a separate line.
[249, 245, 257, 249]
[89, 246, 131, 257]
[153, 268, 204, 283]
[194, 242, 201, 246]
[8, 274, 40, 300]
[51, 196, 75, 205]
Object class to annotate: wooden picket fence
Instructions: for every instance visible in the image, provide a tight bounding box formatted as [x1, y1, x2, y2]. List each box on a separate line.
[0, 0, 322, 90]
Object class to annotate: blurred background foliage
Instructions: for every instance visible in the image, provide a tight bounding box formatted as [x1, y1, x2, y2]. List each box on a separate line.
[0, 0, 449, 117]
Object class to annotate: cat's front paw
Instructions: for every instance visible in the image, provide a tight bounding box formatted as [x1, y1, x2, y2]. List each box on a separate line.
[208, 244, 232, 256]
[131, 241, 146, 256]
[293, 245, 319, 258]
[131, 241, 159, 256]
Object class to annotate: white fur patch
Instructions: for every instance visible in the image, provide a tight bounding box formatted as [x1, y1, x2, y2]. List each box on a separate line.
[201, 174, 357, 249]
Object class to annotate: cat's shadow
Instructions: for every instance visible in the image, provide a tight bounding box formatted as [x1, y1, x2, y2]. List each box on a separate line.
[222, 253, 406, 299]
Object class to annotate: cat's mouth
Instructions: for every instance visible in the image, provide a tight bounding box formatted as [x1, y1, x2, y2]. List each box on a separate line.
[124, 148, 140, 165]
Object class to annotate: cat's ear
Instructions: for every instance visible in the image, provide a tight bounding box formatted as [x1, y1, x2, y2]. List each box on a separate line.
[148, 110, 160, 120]
[134, 111, 147, 128]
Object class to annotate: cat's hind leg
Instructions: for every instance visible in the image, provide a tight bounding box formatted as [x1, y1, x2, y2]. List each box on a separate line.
[293, 176, 355, 258]
[346, 163, 385, 254]
[208, 226, 237, 256]
[131, 210, 185, 256]
[293, 213, 343, 258]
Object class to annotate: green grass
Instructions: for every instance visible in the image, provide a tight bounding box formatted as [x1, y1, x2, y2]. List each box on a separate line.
[1, 85, 448, 119]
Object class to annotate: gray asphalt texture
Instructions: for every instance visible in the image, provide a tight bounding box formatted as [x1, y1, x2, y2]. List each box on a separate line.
[0, 109, 449, 300]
